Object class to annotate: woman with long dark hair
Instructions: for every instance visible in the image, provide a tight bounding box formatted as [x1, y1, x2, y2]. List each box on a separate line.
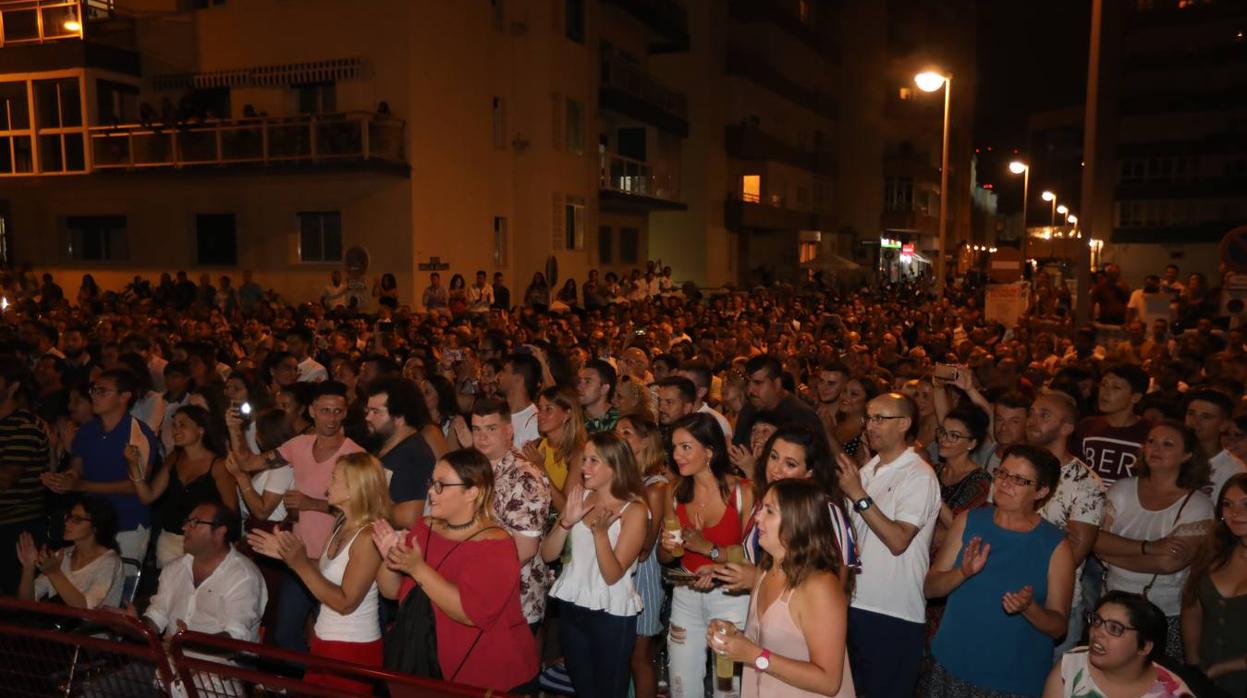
[17, 496, 124, 609]
[372, 272, 399, 310]
[658, 412, 754, 698]
[1094, 420, 1215, 660]
[1181, 472, 1247, 696]
[129, 404, 235, 568]
[834, 376, 879, 463]
[707, 479, 854, 698]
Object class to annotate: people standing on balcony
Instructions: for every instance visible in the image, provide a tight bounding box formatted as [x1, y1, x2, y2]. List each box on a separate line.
[76, 274, 100, 312]
[492, 272, 511, 311]
[239, 270, 264, 314]
[525, 273, 551, 313]
[554, 279, 578, 313]
[422, 272, 449, 317]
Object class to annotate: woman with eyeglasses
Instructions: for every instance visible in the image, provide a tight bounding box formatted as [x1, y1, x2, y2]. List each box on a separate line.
[373, 448, 537, 693]
[249, 452, 391, 693]
[923, 444, 1074, 698]
[1180, 472, 1247, 696]
[1042, 591, 1192, 698]
[1093, 420, 1214, 660]
[129, 405, 235, 569]
[540, 432, 648, 698]
[931, 405, 993, 551]
[16, 496, 124, 609]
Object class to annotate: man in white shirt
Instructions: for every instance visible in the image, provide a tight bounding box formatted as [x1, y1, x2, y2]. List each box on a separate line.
[285, 328, 328, 383]
[837, 392, 940, 698]
[677, 361, 732, 438]
[129, 501, 266, 642]
[467, 270, 494, 314]
[1185, 389, 1246, 499]
[1025, 389, 1105, 656]
[501, 352, 542, 449]
[321, 270, 348, 310]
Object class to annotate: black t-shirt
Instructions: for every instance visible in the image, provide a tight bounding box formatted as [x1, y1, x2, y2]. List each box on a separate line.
[380, 434, 436, 504]
[732, 394, 826, 447]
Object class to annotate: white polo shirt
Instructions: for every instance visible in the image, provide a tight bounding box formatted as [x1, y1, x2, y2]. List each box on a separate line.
[849, 446, 940, 624]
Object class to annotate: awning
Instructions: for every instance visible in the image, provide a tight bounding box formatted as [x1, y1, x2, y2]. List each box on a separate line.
[153, 57, 362, 91]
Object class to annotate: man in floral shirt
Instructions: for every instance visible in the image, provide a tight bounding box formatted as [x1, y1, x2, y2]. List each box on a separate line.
[470, 398, 551, 628]
[1027, 388, 1105, 656]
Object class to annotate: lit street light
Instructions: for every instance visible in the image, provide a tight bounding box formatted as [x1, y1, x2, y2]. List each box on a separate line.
[1057, 204, 1069, 216]
[1041, 191, 1057, 228]
[915, 70, 951, 291]
[1009, 161, 1030, 261]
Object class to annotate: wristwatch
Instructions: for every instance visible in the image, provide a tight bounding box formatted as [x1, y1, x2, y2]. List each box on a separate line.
[853, 496, 874, 513]
[754, 649, 771, 672]
[708, 545, 721, 561]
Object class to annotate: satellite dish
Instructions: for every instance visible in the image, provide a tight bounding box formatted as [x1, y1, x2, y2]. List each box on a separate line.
[345, 246, 370, 279]
[545, 255, 559, 286]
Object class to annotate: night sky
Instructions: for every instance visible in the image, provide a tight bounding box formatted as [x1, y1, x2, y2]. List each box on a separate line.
[974, 0, 1091, 212]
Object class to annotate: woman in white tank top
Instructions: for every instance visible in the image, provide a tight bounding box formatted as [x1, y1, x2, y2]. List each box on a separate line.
[249, 452, 393, 693]
[541, 432, 649, 698]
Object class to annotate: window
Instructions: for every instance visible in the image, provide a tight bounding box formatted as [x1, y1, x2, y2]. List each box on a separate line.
[493, 216, 508, 267]
[742, 174, 761, 203]
[294, 82, 335, 115]
[619, 227, 639, 264]
[196, 213, 237, 266]
[96, 80, 139, 125]
[298, 211, 342, 262]
[884, 177, 914, 212]
[66, 216, 127, 261]
[492, 97, 507, 149]
[34, 78, 85, 173]
[565, 0, 585, 43]
[0, 81, 34, 175]
[565, 199, 585, 250]
[566, 98, 584, 155]
[599, 226, 613, 263]
[799, 240, 818, 263]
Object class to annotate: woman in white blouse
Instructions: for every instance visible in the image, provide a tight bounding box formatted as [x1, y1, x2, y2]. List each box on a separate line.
[1093, 420, 1214, 660]
[17, 496, 124, 609]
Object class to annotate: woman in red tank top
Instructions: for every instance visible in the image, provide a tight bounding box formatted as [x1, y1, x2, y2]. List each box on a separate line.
[658, 413, 753, 698]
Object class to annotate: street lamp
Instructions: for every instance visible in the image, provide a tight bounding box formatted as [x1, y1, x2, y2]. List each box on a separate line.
[915, 70, 951, 291]
[1009, 161, 1030, 260]
[1041, 191, 1057, 228]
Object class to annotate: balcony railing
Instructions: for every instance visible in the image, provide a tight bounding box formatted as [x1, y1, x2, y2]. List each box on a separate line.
[599, 151, 679, 201]
[88, 111, 405, 171]
[0, 0, 111, 46]
[600, 50, 687, 119]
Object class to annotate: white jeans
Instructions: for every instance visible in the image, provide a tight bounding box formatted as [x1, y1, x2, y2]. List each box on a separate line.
[668, 585, 749, 698]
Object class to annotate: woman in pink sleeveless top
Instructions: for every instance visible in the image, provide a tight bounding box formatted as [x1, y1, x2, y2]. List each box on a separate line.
[708, 479, 855, 698]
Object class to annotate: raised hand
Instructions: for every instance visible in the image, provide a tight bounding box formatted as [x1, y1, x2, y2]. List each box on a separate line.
[246, 528, 283, 560]
[386, 537, 425, 577]
[959, 536, 990, 578]
[836, 451, 866, 501]
[15, 531, 38, 568]
[561, 484, 594, 527]
[124, 445, 144, 480]
[1002, 585, 1033, 615]
[371, 519, 401, 558]
[35, 546, 63, 575]
[584, 506, 619, 535]
[728, 443, 754, 471]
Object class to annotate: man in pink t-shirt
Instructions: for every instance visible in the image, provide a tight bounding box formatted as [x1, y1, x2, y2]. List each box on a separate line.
[234, 381, 362, 652]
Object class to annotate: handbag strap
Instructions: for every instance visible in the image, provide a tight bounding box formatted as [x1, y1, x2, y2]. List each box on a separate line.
[433, 524, 502, 682]
[1140, 490, 1196, 599]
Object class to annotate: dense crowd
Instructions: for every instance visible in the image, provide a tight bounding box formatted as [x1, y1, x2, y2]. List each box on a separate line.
[0, 260, 1244, 698]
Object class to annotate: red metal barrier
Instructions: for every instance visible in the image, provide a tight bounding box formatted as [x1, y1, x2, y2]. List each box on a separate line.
[168, 630, 514, 698]
[0, 596, 176, 697]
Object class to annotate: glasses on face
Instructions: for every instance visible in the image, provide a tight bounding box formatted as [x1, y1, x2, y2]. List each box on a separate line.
[863, 414, 907, 425]
[89, 386, 116, 397]
[994, 468, 1036, 488]
[936, 427, 972, 442]
[183, 517, 218, 529]
[64, 513, 91, 525]
[427, 479, 470, 495]
[1085, 612, 1137, 637]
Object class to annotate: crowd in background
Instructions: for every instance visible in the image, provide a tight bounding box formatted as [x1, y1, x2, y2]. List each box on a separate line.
[0, 259, 1244, 698]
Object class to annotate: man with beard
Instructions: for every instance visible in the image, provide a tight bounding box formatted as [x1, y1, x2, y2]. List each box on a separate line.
[363, 377, 435, 527]
[60, 326, 93, 387]
[730, 355, 824, 448]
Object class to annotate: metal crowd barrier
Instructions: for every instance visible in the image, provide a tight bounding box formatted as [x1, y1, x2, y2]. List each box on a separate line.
[0, 596, 174, 697]
[0, 597, 513, 697]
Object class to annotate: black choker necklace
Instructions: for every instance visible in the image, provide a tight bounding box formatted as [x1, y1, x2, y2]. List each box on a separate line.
[443, 517, 476, 531]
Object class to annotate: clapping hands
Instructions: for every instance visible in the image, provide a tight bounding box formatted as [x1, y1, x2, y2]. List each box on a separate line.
[246, 528, 307, 568]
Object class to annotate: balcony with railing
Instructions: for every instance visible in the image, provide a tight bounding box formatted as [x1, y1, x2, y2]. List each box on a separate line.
[599, 151, 685, 211]
[601, 0, 689, 52]
[86, 111, 406, 173]
[0, 0, 120, 46]
[725, 124, 835, 176]
[600, 49, 688, 136]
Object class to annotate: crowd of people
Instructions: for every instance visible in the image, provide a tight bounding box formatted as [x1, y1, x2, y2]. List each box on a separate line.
[0, 259, 1244, 698]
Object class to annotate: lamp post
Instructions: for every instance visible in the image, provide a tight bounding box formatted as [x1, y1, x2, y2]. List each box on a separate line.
[1041, 191, 1057, 228]
[1009, 161, 1030, 262]
[915, 70, 951, 292]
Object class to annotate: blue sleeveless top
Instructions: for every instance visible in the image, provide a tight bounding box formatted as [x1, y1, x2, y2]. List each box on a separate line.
[931, 506, 1065, 697]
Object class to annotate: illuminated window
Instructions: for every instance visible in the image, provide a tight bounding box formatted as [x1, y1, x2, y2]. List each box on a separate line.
[799, 240, 818, 264]
[0, 81, 34, 174]
[742, 174, 761, 203]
